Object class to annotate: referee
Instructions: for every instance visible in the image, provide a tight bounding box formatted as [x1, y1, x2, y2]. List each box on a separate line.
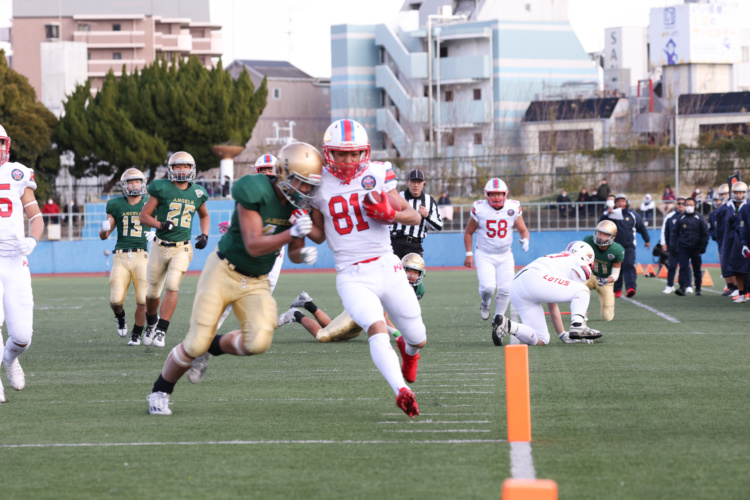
[390, 169, 443, 258]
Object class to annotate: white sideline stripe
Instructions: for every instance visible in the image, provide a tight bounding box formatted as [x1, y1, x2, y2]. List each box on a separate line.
[417, 391, 494, 395]
[510, 441, 537, 479]
[0, 439, 506, 449]
[378, 420, 491, 424]
[622, 297, 680, 323]
[381, 413, 491, 416]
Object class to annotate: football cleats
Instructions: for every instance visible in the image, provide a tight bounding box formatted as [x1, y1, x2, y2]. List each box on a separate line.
[167, 151, 196, 182]
[731, 181, 747, 202]
[120, 168, 147, 196]
[401, 253, 426, 286]
[254, 154, 277, 175]
[566, 240, 595, 270]
[276, 142, 323, 210]
[594, 220, 617, 246]
[322, 119, 371, 182]
[0, 124, 10, 166]
[484, 178, 508, 209]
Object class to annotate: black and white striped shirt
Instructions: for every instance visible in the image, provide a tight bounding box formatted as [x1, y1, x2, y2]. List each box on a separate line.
[390, 190, 443, 240]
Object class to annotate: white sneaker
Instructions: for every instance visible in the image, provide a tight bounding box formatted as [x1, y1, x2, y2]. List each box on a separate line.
[291, 291, 312, 308]
[277, 308, 300, 327]
[4, 358, 25, 391]
[569, 323, 603, 340]
[733, 294, 749, 303]
[491, 314, 509, 346]
[143, 321, 158, 346]
[686, 286, 694, 294]
[730, 289, 739, 298]
[662, 286, 674, 294]
[558, 332, 594, 344]
[153, 329, 166, 348]
[116, 313, 128, 338]
[147, 391, 172, 415]
[188, 353, 211, 384]
[480, 302, 491, 320]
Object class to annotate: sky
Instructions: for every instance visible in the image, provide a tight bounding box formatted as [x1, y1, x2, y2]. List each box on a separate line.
[1, 1, 748, 77]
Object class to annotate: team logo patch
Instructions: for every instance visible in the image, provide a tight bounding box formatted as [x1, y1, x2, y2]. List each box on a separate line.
[11, 169, 24, 181]
[607, 253, 615, 260]
[195, 189, 204, 198]
[361, 175, 376, 190]
[507, 209, 515, 216]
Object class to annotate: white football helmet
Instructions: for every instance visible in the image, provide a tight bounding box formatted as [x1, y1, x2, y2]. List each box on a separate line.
[254, 154, 277, 175]
[484, 178, 508, 209]
[731, 181, 747, 202]
[566, 241, 595, 271]
[322, 119, 370, 183]
[401, 253, 426, 286]
[167, 151, 196, 182]
[0, 124, 10, 166]
[120, 168, 147, 196]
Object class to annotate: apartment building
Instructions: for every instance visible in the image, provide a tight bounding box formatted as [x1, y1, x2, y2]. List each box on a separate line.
[12, 0, 221, 116]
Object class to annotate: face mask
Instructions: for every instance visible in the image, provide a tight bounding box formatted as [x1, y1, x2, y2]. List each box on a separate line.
[606, 199, 614, 208]
[47, 200, 53, 205]
[685, 206, 695, 214]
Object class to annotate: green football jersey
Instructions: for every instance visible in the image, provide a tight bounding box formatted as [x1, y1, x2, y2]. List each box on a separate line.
[147, 179, 208, 242]
[218, 174, 296, 275]
[413, 282, 425, 300]
[583, 234, 625, 278]
[106, 196, 149, 250]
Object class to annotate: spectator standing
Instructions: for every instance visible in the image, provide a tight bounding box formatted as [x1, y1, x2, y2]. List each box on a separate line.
[221, 175, 231, 197]
[389, 169, 443, 258]
[660, 197, 686, 294]
[717, 181, 750, 302]
[599, 193, 650, 297]
[42, 197, 60, 224]
[556, 189, 571, 217]
[596, 178, 611, 203]
[437, 191, 453, 221]
[575, 187, 591, 218]
[639, 193, 656, 226]
[671, 198, 709, 296]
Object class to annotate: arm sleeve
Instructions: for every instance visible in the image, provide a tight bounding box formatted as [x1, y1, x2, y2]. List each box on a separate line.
[423, 195, 443, 231]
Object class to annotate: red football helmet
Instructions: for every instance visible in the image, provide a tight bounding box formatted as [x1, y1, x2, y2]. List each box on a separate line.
[0, 124, 10, 166]
[322, 119, 370, 183]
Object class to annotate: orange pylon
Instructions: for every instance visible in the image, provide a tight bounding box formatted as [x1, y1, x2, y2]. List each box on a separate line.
[502, 479, 558, 500]
[635, 263, 644, 275]
[505, 345, 531, 442]
[644, 264, 656, 277]
[658, 265, 668, 278]
[701, 269, 714, 287]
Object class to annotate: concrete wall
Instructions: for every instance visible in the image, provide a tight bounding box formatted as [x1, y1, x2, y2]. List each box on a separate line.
[27, 228, 719, 275]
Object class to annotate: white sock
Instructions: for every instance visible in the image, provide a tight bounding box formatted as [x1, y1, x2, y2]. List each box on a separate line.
[386, 325, 398, 335]
[368, 333, 406, 395]
[404, 342, 419, 357]
[512, 324, 538, 345]
[3, 342, 28, 366]
[495, 293, 510, 318]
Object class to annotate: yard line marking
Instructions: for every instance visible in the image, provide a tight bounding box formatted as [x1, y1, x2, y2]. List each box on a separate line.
[622, 297, 680, 323]
[0, 439, 506, 449]
[382, 429, 492, 433]
[416, 391, 494, 395]
[414, 384, 495, 388]
[510, 441, 537, 479]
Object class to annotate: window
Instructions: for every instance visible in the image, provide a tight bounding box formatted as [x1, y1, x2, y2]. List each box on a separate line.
[445, 133, 455, 146]
[113, 52, 122, 60]
[409, 3, 421, 10]
[474, 88, 482, 100]
[424, 85, 430, 97]
[424, 129, 430, 141]
[87, 52, 91, 60]
[113, 24, 121, 31]
[378, 47, 385, 64]
[45, 24, 60, 39]
[474, 133, 482, 145]
[445, 90, 453, 102]
[77, 23, 90, 32]
[273, 88, 281, 100]
[380, 90, 386, 107]
[439, 46, 448, 58]
[538, 130, 594, 152]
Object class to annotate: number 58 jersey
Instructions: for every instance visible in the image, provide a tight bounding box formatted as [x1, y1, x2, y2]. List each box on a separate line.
[311, 161, 397, 271]
[471, 199, 522, 254]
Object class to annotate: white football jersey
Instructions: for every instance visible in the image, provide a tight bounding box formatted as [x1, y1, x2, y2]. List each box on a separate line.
[0, 161, 37, 257]
[471, 199, 522, 253]
[525, 251, 592, 283]
[311, 161, 397, 271]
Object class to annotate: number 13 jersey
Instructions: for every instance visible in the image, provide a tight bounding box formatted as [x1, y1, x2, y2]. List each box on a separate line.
[471, 199, 522, 254]
[311, 161, 397, 271]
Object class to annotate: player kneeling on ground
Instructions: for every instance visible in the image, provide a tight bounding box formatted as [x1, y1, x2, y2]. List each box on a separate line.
[492, 241, 604, 346]
[146, 142, 322, 415]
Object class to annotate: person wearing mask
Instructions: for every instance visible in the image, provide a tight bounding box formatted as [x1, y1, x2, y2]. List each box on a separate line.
[639, 194, 656, 227]
[660, 197, 687, 294]
[671, 198, 709, 296]
[41, 197, 60, 224]
[557, 189, 571, 217]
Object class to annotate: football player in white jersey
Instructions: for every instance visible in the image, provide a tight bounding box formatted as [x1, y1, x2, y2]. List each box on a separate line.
[492, 241, 603, 346]
[0, 124, 45, 401]
[307, 119, 425, 418]
[464, 178, 530, 322]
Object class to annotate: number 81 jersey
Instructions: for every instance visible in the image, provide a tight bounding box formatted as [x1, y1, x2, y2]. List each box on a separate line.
[0, 162, 37, 257]
[311, 161, 397, 271]
[471, 199, 522, 254]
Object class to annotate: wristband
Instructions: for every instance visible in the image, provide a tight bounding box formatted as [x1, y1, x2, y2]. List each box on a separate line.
[465, 251, 473, 257]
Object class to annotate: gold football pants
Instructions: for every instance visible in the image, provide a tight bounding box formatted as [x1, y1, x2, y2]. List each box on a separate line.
[146, 239, 193, 299]
[586, 276, 615, 322]
[109, 250, 149, 305]
[182, 251, 277, 358]
[316, 310, 363, 343]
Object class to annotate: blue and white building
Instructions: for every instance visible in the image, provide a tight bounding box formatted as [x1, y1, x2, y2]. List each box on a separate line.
[330, 0, 598, 159]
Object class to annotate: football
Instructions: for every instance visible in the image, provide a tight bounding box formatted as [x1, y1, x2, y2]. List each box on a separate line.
[365, 191, 403, 211]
